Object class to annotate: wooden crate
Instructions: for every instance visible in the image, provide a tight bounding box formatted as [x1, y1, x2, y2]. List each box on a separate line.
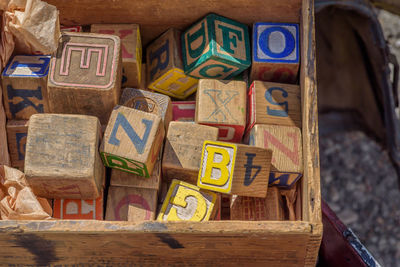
[0, 0, 322, 266]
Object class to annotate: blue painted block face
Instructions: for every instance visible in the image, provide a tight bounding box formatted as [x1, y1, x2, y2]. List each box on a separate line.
[2, 55, 51, 77]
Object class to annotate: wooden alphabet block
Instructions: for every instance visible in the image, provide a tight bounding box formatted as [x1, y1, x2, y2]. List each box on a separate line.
[106, 186, 157, 221]
[91, 24, 142, 88]
[146, 28, 198, 99]
[61, 25, 82, 32]
[230, 187, 284, 220]
[100, 105, 165, 178]
[172, 101, 196, 122]
[6, 120, 29, 169]
[250, 22, 300, 84]
[47, 32, 122, 124]
[1, 55, 51, 120]
[24, 114, 105, 199]
[119, 88, 172, 132]
[198, 140, 272, 197]
[162, 122, 219, 184]
[195, 79, 246, 143]
[53, 193, 103, 220]
[157, 179, 217, 222]
[182, 13, 250, 80]
[247, 81, 301, 133]
[248, 124, 303, 188]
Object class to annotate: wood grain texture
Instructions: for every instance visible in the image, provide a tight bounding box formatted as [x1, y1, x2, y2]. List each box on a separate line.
[162, 122, 219, 184]
[53, 193, 104, 220]
[0, 85, 9, 166]
[196, 79, 247, 143]
[47, 32, 122, 124]
[91, 24, 142, 88]
[24, 114, 104, 199]
[6, 120, 29, 169]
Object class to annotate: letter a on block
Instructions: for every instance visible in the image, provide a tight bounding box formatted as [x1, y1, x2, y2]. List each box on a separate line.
[198, 141, 236, 193]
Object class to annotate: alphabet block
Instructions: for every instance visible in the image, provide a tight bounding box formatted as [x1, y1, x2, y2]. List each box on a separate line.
[198, 140, 272, 197]
[100, 106, 165, 178]
[230, 187, 284, 220]
[91, 24, 142, 88]
[248, 124, 303, 188]
[61, 25, 82, 32]
[47, 32, 122, 124]
[162, 122, 219, 184]
[247, 81, 301, 133]
[106, 186, 157, 221]
[53, 193, 103, 220]
[119, 88, 172, 132]
[1, 55, 51, 120]
[182, 13, 250, 80]
[24, 114, 105, 199]
[195, 79, 246, 143]
[250, 22, 300, 84]
[172, 101, 196, 122]
[6, 120, 29, 169]
[147, 28, 198, 99]
[157, 179, 217, 222]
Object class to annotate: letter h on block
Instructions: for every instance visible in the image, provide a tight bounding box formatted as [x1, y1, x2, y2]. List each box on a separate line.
[250, 23, 300, 84]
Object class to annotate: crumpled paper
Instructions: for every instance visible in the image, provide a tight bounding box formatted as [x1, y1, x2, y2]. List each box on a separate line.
[0, 165, 52, 220]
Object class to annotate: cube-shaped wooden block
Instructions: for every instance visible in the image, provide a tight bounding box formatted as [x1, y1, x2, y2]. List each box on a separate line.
[162, 122, 219, 184]
[250, 22, 300, 84]
[198, 140, 272, 197]
[182, 14, 250, 80]
[6, 120, 29, 169]
[247, 81, 301, 133]
[147, 28, 198, 99]
[47, 32, 122, 124]
[53, 193, 104, 220]
[195, 79, 246, 143]
[119, 88, 172, 132]
[100, 106, 165, 178]
[61, 25, 82, 32]
[249, 124, 303, 188]
[172, 101, 196, 122]
[91, 24, 142, 88]
[1, 55, 51, 120]
[157, 179, 217, 222]
[106, 186, 157, 221]
[24, 114, 105, 199]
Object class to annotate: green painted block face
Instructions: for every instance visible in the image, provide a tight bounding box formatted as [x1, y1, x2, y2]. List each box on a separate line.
[181, 13, 251, 80]
[101, 152, 149, 178]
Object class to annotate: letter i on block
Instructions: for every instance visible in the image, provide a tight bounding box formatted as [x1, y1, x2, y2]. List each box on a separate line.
[248, 124, 303, 188]
[100, 106, 165, 178]
[198, 140, 272, 197]
[182, 13, 251, 80]
[53, 193, 104, 220]
[146, 28, 198, 99]
[1, 55, 51, 120]
[6, 120, 29, 170]
[250, 23, 300, 84]
[157, 179, 217, 222]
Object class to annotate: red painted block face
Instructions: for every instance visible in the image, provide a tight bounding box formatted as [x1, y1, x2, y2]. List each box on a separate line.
[53, 194, 103, 220]
[61, 26, 82, 32]
[172, 101, 196, 122]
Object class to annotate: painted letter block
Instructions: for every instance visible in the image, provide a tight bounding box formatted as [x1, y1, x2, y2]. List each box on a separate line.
[157, 179, 216, 222]
[24, 114, 105, 199]
[182, 13, 250, 80]
[91, 24, 142, 88]
[47, 32, 122, 124]
[1, 55, 51, 120]
[198, 140, 272, 198]
[250, 22, 300, 84]
[195, 79, 246, 143]
[162, 122, 219, 184]
[106, 186, 157, 221]
[248, 124, 303, 188]
[119, 88, 172, 132]
[6, 120, 29, 169]
[100, 105, 165, 178]
[247, 81, 301, 133]
[172, 101, 196, 122]
[61, 25, 82, 32]
[147, 28, 198, 99]
[53, 193, 104, 220]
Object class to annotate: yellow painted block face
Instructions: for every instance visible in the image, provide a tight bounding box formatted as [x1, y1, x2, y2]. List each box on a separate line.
[157, 180, 216, 222]
[149, 68, 198, 99]
[198, 141, 236, 193]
